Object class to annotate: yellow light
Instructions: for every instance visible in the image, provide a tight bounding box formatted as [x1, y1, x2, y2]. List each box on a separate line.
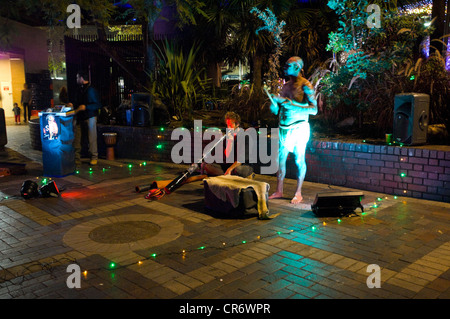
[138, 261, 143, 265]
[323, 222, 327, 226]
[83, 270, 88, 277]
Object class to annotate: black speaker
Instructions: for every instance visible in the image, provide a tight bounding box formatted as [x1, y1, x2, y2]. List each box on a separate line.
[311, 191, 364, 217]
[393, 93, 429, 145]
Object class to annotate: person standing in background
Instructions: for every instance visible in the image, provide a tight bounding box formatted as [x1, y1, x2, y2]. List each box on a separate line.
[12, 103, 21, 125]
[67, 70, 101, 167]
[21, 83, 32, 123]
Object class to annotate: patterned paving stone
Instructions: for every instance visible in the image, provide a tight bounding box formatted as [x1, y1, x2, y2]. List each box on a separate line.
[1, 145, 449, 303]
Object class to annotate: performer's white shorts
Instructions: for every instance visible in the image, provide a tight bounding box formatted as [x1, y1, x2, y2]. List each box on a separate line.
[279, 121, 310, 154]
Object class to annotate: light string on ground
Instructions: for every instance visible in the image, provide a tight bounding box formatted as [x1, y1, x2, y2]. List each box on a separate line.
[0, 208, 382, 287]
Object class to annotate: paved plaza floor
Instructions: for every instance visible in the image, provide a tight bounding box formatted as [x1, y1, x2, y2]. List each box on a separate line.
[1, 121, 449, 305]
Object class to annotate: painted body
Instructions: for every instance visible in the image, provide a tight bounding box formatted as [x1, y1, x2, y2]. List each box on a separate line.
[268, 57, 318, 204]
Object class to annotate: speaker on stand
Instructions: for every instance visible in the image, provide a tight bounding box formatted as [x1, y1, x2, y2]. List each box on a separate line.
[393, 93, 429, 145]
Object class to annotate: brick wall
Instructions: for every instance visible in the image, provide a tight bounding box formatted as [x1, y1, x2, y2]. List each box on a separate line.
[97, 125, 450, 203]
[299, 140, 450, 202]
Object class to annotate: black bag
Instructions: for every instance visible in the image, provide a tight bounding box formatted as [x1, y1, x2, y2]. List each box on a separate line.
[204, 182, 259, 218]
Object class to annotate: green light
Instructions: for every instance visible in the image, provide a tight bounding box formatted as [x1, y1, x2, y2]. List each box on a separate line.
[142, 162, 147, 166]
[311, 226, 316, 231]
[394, 196, 398, 199]
[337, 219, 341, 224]
[128, 164, 133, 168]
[89, 167, 92, 171]
[373, 204, 379, 208]
[242, 241, 247, 244]
[109, 262, 116, 269]
[198, 246, 205, 250]
[362, 140, 366, 143]
[156, 144, 162, 149]
[410, 75, 415, 80]
[377, 197, 382, 201]
[277, 231, 281, 235]
[76, 170, 80, 174]
[400, 172, 406, 177]
[160, 127, 164, 131]
[151, 253, 157, 258]
[42, 178, 47, 184]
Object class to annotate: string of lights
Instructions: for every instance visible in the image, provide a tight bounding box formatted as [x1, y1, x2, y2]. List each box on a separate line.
[0, 200, 390, 287]
[1, 158, 406, 288]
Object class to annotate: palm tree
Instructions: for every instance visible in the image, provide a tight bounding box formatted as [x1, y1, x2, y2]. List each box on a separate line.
[228, 0, 292, 92]
[282, 1, 338, 75]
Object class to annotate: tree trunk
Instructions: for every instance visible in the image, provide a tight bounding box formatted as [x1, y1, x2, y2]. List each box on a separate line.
[207, 62, 221, 88]
[431, 0, 446, 54]
[252, 54, 263, 93]
[145, 1, 164, 79]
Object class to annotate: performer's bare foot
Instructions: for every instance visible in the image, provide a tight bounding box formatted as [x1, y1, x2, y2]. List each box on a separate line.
[291, 193, 303, 204]
[269, 191, 283, 199]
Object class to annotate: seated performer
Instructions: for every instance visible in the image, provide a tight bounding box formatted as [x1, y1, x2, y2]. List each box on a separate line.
[201, 112, 254, 178]
[268, 56, 318, 204]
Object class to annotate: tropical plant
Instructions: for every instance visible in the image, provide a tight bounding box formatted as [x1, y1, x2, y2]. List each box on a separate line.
[221, 82, 275, 127]
[153, 40, 210, 121]
[315, 0, 447, 137]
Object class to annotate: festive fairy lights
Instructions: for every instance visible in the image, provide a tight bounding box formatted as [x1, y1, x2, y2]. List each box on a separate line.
[0, 169, 408, 287]
[398, 0, 433, 15]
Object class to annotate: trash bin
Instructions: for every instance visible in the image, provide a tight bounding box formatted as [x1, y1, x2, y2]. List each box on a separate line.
[39, 110, 75, 177]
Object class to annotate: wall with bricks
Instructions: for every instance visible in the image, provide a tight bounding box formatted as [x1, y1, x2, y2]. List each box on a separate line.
[97, 125, 450, 203]
[299, 140, 450, 202]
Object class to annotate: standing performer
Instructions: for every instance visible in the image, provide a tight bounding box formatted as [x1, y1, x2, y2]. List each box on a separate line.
[268, 56, 317, 204]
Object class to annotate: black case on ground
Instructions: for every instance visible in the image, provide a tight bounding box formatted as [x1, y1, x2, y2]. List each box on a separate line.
[204, 182, 259, 218]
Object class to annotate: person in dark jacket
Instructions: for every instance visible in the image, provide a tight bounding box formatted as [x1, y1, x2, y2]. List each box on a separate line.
[21, 83, 32, 122]
[69, 70, 101, 166]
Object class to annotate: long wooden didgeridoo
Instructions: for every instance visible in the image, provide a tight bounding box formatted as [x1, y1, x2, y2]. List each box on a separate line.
[135, 174, 208, 193]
